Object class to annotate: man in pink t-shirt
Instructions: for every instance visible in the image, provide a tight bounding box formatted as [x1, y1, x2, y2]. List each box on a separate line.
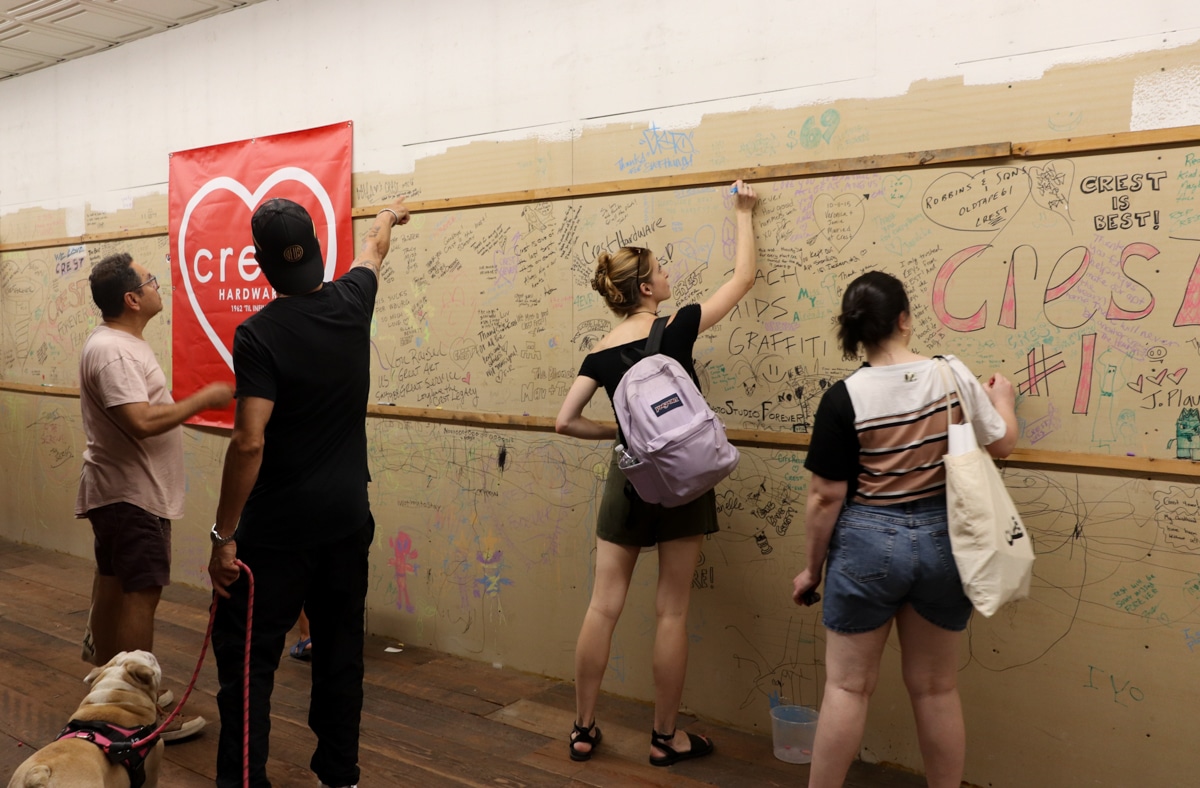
[77, 251, 232, 742]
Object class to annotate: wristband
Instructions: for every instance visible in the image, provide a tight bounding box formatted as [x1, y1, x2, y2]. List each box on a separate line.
[378, 208, 401, 227]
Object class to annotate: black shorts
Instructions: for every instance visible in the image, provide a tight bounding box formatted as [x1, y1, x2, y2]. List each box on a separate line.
[89, 502, 172, 592]
[596, 454, 719, 547]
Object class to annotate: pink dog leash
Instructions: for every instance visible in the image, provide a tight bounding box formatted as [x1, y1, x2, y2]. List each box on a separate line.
[128, 558, 255, 786]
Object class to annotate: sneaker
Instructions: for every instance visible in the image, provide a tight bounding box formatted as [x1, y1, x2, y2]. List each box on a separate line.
[80, 625, 96, 664]
[158, 712, 206, 743]
[157, 689, 174, 709]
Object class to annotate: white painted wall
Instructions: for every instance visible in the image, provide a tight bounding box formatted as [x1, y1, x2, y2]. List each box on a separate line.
[2, 0, 1199, 222]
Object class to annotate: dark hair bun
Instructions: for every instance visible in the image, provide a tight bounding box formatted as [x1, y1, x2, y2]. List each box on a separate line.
[836, 271, 910, 359]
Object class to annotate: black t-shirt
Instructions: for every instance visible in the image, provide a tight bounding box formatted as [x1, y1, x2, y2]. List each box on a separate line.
[803, 378, 860, 500]
[578, 303, 702, 420]
[233, 266, 376, 548]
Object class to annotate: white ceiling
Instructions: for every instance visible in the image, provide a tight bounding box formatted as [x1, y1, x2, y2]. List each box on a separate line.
[0, 0, 264, 81]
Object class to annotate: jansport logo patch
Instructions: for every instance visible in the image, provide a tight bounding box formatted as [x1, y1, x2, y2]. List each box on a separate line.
[652, 393, 683, 416]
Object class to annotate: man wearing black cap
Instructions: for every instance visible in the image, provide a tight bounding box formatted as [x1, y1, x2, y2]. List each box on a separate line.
[207, 195, 409, 788]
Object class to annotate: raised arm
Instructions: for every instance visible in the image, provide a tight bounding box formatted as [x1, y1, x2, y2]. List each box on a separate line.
[351, 196, 411, 279]
[109, 381, 233, 439]
[698, 180, 759, 333]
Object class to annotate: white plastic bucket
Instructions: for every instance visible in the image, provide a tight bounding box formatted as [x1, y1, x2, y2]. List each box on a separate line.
[770, 704, 818, 764]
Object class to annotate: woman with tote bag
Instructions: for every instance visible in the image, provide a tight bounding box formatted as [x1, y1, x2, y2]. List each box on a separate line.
[791, 271, 1018, 788]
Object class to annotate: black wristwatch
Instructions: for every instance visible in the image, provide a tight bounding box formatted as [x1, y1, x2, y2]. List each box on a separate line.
[210, 523, 235, 547]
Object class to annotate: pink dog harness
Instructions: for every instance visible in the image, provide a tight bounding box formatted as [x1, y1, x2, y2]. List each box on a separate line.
[56, 720, 156, 788]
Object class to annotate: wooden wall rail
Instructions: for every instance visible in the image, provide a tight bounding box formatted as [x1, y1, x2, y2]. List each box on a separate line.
[0, 380, 79, 398]
[3, 123, 1198, 254]
[4, 381, 1199, 481]
[1011, 125, 1200, 157]
[0, 142, 1011, 253]
[350, 142, 1012, 217]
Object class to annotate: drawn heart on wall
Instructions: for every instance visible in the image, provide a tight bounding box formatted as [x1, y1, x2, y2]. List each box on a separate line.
[1128, 375, 1144, 393]
[882, 174, 912, 207]
[921, 168, 1030, 233]
[668, 224, 716, 278]
[1027, 160, 1075, 220]
[813, 193, 865, 251]
[1145, 368, 1189, 387]
[177, 167, 339, 371]
[449, 336, 477, 370]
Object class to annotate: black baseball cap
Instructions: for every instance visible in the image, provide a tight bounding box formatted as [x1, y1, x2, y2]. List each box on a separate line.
[251, 198, 325, 295]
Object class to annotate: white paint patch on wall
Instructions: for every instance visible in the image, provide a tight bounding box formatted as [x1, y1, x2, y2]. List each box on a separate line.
[952, 4, 1200, 85]
[1131, 64, 1200, 131]
[349, 0, 877, 163]
[2, 0, 1200, 212]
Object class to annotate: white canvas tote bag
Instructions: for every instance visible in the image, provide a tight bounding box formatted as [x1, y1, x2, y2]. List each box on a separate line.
[938, 360, 1034, 617]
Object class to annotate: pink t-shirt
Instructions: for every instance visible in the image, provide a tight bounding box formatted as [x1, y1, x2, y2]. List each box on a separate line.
[75, 325, 183, 520]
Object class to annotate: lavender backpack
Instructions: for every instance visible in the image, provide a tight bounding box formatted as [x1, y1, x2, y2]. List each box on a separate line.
[613, 316, 740, 507]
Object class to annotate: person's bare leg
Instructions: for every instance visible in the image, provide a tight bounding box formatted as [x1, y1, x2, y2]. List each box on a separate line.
[91, 573, 161, 665]
[289, 608, 313, 659]
[572, 540, 639, 756]
[895, 605, 965, 788]
[89, 574, 125, 665]
[650, 535, 707, 759]
[808, 623, 893, 788]
[298, 609, 311, 641]
[82, 572, 101, 665]
[115, 585, 162, 656]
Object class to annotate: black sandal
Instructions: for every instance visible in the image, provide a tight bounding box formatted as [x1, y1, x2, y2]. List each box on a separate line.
[649, 728, 714, 767]
[569, 721, 602, 762]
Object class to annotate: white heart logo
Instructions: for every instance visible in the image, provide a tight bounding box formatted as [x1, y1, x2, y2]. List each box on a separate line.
[177, 167, 339, 371]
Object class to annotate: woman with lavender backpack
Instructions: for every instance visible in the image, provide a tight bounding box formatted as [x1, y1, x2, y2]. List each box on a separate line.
[555, 180, 758, 766]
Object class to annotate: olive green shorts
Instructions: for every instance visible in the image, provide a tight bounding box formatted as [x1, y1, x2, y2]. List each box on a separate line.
[596, 454, 719, 547]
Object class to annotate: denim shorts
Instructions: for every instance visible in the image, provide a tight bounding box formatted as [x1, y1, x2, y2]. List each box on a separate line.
[822, 495, 972, 634]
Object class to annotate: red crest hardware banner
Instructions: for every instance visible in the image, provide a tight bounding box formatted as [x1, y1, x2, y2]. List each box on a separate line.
[168, 122, 352, 427]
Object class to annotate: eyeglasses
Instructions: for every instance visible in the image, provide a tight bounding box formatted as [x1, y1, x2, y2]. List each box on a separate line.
[127, 275, 158, 293]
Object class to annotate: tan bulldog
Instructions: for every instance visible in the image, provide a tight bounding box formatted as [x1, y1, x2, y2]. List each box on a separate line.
[8, 650, 164, 788]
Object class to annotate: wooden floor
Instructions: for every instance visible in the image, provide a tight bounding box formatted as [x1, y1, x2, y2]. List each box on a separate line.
[0, 537, 925, 787]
